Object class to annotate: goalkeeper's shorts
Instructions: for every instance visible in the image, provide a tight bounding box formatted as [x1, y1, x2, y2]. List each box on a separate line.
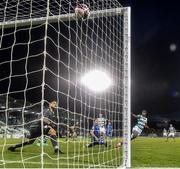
[28, 124, 56, 139]
[43, 125, 56, 135]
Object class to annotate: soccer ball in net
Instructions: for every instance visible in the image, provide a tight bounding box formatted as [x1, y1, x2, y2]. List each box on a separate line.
[116, 142, 122, 148]
[75, 4, 90, 20]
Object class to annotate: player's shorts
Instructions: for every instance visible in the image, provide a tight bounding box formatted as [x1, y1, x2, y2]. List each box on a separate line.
[28, 123, 56, 139]
[132, 125, 142, 136]
[168, 132, 175, 137]
[100, 127, 106, 134]
[163, 133, 167, 137]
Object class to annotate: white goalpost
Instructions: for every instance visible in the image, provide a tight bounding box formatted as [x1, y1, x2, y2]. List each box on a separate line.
[0, 0, 131, 168]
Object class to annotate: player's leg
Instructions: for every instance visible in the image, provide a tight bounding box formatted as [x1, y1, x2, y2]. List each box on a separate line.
[66, 129, 74, 141]
[166, 133, 171, 142]
[66, 131, 69, 141]
[131, 131, 138, 140]
[43, 136, 48, 145]
[8, 138, 36, 152]
[116, 132, 138, 148]
[170, 133, 175, 141]
[172, 133, 175, 142]
[107, 131, 113, 140]
[8, 125, 41, 152]
[116, 126, 139, 148]
[87, 136, 100, 147]
[87, 140, 100, 147]
[131, 126, 140, 140]
[99, 136, 108, 147]
[110, 132, 113, 140]
[87, 141, 96, 147]
[36, 136, 48, 146]
[48, 126, 64, 154]
[72, 131, 77, 141]
[103, 139, 108, 147]
[100, 129, 107, 145]
[106, 132, 109, 139]
[166, 134, 169, 142]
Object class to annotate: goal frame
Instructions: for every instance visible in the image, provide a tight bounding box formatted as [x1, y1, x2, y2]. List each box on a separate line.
[0, 7, 131, 168]
[122, 7, 131, 168]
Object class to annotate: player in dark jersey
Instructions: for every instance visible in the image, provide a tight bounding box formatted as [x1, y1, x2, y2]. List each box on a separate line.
[87, 118, 107, 147]
[8, 100, 64, 154]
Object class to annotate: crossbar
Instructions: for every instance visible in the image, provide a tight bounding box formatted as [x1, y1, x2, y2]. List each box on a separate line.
[0, 7, 125, 29]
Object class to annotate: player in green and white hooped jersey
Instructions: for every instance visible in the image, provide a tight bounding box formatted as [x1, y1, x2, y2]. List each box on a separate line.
[166, 124, 176, 142]
[131, 110, 148, 140]
[116, 110, 149, 148]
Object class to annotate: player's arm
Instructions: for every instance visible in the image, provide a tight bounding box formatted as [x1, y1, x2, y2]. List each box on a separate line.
[145, 125, 156, 132]
[131, 113, 137, 118]
[145, 124, 150, 129]
[145, 124, 153, 131]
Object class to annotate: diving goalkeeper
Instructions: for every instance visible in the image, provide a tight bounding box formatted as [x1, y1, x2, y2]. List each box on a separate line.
[8, 100, 64, 154]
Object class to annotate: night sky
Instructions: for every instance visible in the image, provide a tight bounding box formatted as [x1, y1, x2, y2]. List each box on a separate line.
[0, 0, 180, 123]
[121, 0, 180, 121]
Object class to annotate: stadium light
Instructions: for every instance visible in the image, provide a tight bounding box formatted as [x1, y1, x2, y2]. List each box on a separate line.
[81, 70, 112, 92]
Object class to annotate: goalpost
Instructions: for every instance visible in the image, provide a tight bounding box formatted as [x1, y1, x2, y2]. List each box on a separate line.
[0, 0, 131, 168]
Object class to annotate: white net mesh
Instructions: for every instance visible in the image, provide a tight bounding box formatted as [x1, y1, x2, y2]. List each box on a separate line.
[0, 0, 130, 168]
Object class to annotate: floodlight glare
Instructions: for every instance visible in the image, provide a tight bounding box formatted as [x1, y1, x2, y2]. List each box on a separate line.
[81, 70, 112, 92]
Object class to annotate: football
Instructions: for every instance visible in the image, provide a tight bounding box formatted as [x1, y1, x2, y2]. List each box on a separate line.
[75, 4, 90, 20]
[116, 142, 122, 148]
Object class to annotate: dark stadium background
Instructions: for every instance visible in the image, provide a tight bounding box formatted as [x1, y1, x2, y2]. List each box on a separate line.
[0, 0, 180, 131]
[121, 0, 180, 129]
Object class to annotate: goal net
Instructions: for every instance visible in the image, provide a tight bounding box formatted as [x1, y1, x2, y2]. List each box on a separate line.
[0, 0, 131, 168]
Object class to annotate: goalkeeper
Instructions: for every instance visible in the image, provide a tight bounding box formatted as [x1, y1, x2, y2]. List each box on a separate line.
[8, 100, 64, 154]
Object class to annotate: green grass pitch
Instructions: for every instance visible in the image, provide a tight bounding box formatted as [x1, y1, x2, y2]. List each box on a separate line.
[0, 138, 122, 168]
[132, 137, 180, 168]
[0, 137, 180, 168]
